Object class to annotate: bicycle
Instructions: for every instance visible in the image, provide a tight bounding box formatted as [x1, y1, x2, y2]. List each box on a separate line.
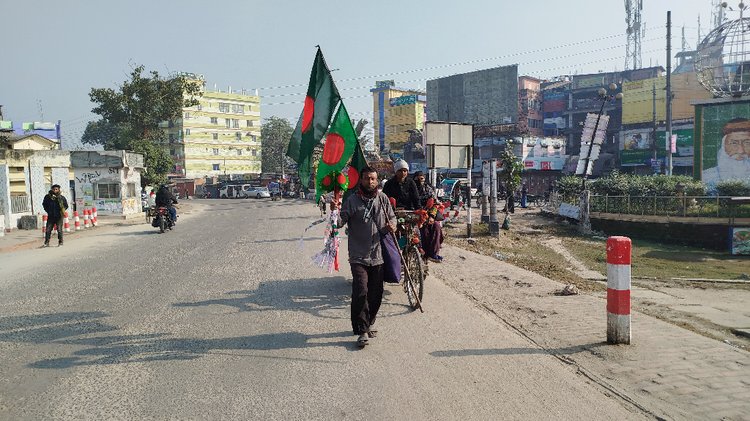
[394, 210, 426, 312]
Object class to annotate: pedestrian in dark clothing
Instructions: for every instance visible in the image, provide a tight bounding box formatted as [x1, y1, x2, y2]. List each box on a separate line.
[520, 183, 528, 208]
[412, 171, 435, 209]
[382, 160, 419, 210]
[332, 166, 396, 348]
[506, 189, 515, 214]
[42, 184, 69, 247]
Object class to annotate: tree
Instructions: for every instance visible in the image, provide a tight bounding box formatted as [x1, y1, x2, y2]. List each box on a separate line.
[499, 148, 523, 194]
[82, 65, 201, 186]
[260, 116, 295, 174]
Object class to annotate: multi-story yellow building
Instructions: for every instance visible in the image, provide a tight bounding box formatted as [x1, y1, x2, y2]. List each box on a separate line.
[370, 80, 426, 156]
[165, 74, 262, 179]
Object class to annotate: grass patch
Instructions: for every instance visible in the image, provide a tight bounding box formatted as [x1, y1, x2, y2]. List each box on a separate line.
[442, 222, 604, 292]
[558, 232, 750, 281]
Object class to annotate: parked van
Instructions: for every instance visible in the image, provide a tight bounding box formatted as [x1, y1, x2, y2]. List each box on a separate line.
[219, 184, 251, 199]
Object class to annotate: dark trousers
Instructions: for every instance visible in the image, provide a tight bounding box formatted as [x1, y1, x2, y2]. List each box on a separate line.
[350, 263, 384, 335]
[45, 217, 63, 244]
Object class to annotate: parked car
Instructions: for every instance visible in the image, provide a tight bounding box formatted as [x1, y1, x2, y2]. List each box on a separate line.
[244, 186, 271, 199]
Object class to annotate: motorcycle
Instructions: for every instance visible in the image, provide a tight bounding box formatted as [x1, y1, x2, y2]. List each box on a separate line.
[151, 206, 175, 233]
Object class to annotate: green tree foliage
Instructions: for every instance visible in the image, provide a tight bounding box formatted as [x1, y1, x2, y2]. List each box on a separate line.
[82, 65, 201, 186]
[260, 116, 295, 174]
[715, 179, 750, 197]
[499, 149, 523, 193]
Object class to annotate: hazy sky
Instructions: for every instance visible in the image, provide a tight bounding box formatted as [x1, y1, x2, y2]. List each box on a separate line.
[1, 0, 720, 145]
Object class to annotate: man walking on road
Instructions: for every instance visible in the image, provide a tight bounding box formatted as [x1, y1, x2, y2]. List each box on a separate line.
[331, 166, 396, 347]
[42, 184, 69, 247]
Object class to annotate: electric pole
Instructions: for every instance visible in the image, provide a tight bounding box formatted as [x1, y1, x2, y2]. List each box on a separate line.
[666, 10, 673, 175]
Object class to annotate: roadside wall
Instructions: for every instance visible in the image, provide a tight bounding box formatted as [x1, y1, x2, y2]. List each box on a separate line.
[590, 217, 731, 250]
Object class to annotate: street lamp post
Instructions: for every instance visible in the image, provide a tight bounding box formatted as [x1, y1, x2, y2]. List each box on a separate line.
[581, 83, 623, 190]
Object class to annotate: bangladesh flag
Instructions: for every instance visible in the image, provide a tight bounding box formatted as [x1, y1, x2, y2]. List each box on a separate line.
[287, 48, 341, 185]
[342, 139, 368, 203]
[315, 103, 359, 203]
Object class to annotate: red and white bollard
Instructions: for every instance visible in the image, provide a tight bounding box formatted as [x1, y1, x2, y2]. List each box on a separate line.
[91, 207, 98, 227]
[606, 236, 631, 344]
[41, 214, 48, 235]
[83, 209, 91, 229]
[74, 211, 81, 230]
[63, 212, 70, 233]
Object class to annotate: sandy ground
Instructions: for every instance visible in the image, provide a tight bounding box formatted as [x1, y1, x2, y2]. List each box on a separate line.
[442, 207, 750, 350]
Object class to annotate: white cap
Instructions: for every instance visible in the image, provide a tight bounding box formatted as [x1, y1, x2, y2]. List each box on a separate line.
[394, 160, 409, 171]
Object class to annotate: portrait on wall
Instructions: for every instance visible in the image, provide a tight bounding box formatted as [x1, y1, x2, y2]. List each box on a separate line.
[701, 102, 750, 190]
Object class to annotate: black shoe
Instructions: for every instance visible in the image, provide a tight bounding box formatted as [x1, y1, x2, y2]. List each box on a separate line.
[367, 327, 378, 338]
[41, 243, 49, 248]
[58, 242, 63, 247]
[356, 334, 369, 347]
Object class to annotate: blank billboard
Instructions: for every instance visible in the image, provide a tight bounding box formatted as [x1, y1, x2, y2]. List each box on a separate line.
[424, 121, 473, 168]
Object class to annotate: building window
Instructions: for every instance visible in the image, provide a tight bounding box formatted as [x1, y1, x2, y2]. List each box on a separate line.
[210, 117, 218, 124]
[197, 104, 202, 111]
[219, 102, 230, 113]
[237, 149, 242, 156]
[212, 133, 218, 140]
[246, 120, 252, 127]
[95, 183, 120, 199]
[232, 104, 244, 114]
[235, 132, 242, 140]
[184, 112, 190, 119]
[213, 148, 219, 155]
[251, 135, 257, 142]
[232, 119, 239, 128]
[212, 164, 220, 171]
[185, 128, 191, 135]
[225, 119, 231, 128]
[169, 133, 175, 142]
[168, 120, 175, 128]
[251, 149, 256, 156]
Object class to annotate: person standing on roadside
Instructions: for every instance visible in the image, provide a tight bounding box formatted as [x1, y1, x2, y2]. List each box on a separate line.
[42, 184, 69, 247]
[331, 166, 396, 348]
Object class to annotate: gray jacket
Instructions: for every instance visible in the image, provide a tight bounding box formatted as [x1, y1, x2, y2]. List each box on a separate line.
[337, 191, 396, 266]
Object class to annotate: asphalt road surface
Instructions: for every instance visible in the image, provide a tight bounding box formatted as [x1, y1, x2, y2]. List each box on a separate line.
[0, 199, 648, 420]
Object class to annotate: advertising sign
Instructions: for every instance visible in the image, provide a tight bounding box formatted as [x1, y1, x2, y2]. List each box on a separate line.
[389, 95, 417, 107]
[699, 101, 750, 189]
[620, 128, 694, 167]
[375, 80, 395, 89]
[731, 227, 750, 256]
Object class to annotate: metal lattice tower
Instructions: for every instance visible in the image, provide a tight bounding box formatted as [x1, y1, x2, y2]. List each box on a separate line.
[695, 2, 750, 97]
[625, 0, 643, 70]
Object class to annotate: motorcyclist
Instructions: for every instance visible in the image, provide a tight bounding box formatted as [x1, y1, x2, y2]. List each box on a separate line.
[155, 184, 178, 224]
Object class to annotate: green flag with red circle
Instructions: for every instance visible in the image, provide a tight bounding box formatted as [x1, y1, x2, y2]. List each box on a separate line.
[287, 48, 341, 186]
[315, 103, 358, 203]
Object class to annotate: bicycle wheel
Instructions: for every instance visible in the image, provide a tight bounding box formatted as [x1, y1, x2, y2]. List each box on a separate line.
[404, 246, 425, 309]
[409, 246, 426, 302]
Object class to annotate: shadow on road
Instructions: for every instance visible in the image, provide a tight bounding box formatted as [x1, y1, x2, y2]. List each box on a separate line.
[0, 311, 117, 343]
[28, 330, 354, 369]
[251, 237, 324, 244]
[0, 310, 358, 369]
[429, 342, 607, 358]
[173, 277, 351, 320]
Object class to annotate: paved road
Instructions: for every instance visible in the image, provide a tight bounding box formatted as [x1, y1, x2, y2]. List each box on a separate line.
[0, 200, 647, 420]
